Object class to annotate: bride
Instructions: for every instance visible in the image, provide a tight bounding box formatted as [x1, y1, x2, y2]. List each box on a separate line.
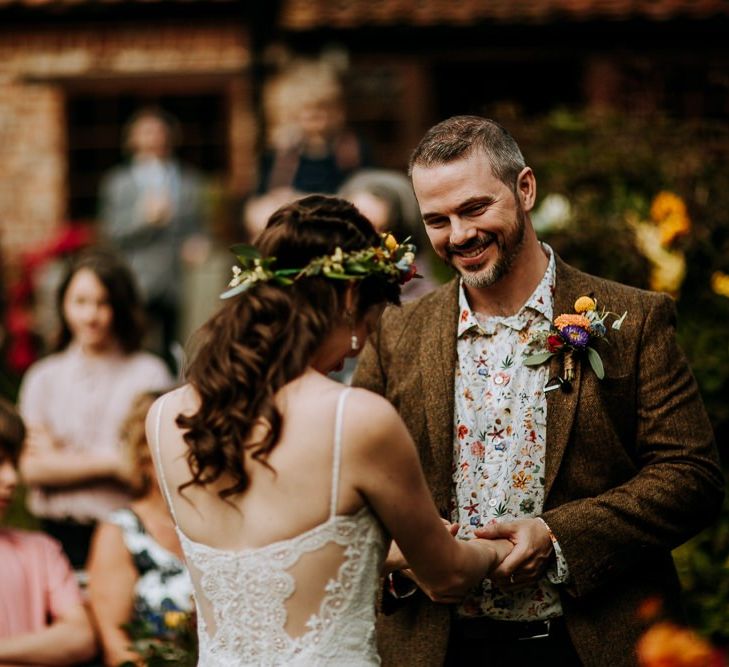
[147, 195, 510, 665]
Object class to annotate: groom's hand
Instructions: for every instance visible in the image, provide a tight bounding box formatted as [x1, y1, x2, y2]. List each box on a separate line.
[474, 518, 553, 591]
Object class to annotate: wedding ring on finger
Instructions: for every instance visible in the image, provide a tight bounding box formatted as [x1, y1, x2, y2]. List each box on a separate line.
[509, 573, 516, 584]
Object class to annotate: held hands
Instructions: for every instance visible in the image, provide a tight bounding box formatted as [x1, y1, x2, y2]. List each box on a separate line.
[474, 518, 554, 591]
[386, 522, 515, 605]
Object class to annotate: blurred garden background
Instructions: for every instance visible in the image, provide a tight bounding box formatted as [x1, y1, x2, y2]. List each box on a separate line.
[0, 0, 727, 653]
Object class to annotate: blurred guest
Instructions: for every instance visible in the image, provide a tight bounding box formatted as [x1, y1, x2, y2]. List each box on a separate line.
[332, 169, 441, 385]
[338, 168, 439, 302]
[243, 59, 371, 236]
[99, 107, 209, 370]
[18, 249, 172, 570]
[0, 398, 97, 666]
[88, 391, 193, 667]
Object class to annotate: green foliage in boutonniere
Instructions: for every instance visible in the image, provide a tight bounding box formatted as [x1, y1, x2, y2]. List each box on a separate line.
[524, 295, 627, 383]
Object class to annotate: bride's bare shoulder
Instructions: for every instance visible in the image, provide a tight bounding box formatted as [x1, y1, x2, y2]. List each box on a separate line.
[146, 384, 199, 429]
[345, 387, 406, 439]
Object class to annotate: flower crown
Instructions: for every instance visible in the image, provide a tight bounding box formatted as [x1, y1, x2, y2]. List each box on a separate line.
[221, 233, 419, 299]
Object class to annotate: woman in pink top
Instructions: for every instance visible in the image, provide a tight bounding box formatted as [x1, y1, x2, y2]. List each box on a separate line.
[0, 398, 97, 665]
[18, 249, 172, 570]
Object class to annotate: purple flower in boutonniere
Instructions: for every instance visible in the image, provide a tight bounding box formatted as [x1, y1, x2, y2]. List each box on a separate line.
[559, 324, 590, 349]
[524, 295, 627, 388]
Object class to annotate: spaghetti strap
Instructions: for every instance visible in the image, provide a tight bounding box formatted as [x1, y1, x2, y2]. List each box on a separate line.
[329, 388, 351, 519]
[151, 393, 179, 526]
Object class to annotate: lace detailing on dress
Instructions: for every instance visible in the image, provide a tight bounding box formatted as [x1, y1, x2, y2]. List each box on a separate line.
[180, 507, 384, 666]
[152, 389, 386, 666]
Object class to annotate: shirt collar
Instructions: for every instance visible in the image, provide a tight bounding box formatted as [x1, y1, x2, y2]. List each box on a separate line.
[457, 243, 556, 338]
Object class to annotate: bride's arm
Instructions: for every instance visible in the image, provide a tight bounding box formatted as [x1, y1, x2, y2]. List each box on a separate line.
[345, 390, 512, 603]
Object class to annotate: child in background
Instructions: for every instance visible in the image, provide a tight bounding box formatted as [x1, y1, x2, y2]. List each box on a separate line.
[87, 391, 194, 667]
[0, 397, 97, 665]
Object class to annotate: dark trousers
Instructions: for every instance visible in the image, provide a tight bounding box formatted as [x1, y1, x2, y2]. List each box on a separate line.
[444, 616, 583, 666]
[41, 518, 96, 571]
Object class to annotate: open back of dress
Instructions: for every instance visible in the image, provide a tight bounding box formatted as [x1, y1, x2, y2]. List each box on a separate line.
[152, 389, 386, 666]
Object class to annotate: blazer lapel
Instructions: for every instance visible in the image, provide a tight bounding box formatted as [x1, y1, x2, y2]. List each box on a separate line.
[419, 280, 459, 511]
[544, 258, 585, 501]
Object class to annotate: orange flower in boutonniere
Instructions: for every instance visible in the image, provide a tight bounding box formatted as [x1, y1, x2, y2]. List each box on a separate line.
[524, 295, 627, 391]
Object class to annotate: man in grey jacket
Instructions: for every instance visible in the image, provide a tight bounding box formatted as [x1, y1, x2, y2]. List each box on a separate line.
[99, 107, 207, 368]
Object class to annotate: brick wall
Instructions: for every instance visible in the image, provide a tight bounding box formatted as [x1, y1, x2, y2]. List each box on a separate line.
[0, 82, 67, 263]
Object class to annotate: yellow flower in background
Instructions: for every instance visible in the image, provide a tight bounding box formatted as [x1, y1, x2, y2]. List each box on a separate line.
[632, 221, 686, 297]
[650, 191, 687, 223]
[711, 271, 729, 299]
[637, 621, 716, 667]
[164, 610, 188, 630]
[649, 191, 691, 247]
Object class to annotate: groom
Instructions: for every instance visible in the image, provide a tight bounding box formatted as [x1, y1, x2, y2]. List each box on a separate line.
[352, 116, 724, 666]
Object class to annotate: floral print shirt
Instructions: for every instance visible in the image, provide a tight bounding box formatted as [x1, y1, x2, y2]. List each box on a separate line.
[452, 246, 568, 621]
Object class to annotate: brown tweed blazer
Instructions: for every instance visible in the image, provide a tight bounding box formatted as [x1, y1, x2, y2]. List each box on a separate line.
[353, 256, 724, 667]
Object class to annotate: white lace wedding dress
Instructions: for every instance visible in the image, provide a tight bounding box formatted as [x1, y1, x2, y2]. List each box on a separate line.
[153, 389, 386, 666]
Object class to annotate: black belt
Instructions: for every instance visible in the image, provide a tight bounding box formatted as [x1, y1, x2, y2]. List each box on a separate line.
[453, 616, 562, 641]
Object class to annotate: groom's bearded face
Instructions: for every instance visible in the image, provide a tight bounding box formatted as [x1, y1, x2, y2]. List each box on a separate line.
[413, 151, 527, 289]
[446, 200, 526, 289]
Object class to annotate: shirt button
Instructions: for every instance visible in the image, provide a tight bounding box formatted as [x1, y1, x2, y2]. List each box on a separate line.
[488, 498, 498, 507]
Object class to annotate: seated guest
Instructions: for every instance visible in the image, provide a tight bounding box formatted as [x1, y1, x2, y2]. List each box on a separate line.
[0, 398, 97, 665]
[87, 392, 193, 667]
[338, 168, 439, 302]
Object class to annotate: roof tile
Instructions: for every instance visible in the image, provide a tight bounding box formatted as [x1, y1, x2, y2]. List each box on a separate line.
[279, 0, 729, 29]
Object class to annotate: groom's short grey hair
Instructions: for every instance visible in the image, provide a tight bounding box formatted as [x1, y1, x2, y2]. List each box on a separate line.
[408, 116, 526, 193]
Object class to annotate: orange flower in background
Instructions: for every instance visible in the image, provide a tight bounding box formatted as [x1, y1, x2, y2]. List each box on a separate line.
[637, 622, 720, 667]
[637, 596, 664, 621]
[650, 191, 691, 247]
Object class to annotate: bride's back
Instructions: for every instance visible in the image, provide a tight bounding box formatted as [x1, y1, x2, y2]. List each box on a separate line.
[156, 372, 364, 549]
[146, 195, 410, 664]
[150, 372, 385, 665]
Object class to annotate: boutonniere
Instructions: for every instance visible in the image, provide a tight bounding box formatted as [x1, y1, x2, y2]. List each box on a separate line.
[524, 296, 627, 391]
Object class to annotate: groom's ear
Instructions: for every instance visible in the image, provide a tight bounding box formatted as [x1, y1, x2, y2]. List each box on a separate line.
[516, 167, 536, 212]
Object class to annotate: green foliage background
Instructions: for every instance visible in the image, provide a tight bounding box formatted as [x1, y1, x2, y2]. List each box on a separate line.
[505, 108, 729, 643]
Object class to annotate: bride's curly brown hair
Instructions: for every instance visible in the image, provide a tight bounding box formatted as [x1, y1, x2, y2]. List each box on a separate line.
[177, 195, 401, 499]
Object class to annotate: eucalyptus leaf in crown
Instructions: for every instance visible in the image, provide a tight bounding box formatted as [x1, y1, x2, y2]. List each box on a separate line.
[220, 233, 419, 300]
